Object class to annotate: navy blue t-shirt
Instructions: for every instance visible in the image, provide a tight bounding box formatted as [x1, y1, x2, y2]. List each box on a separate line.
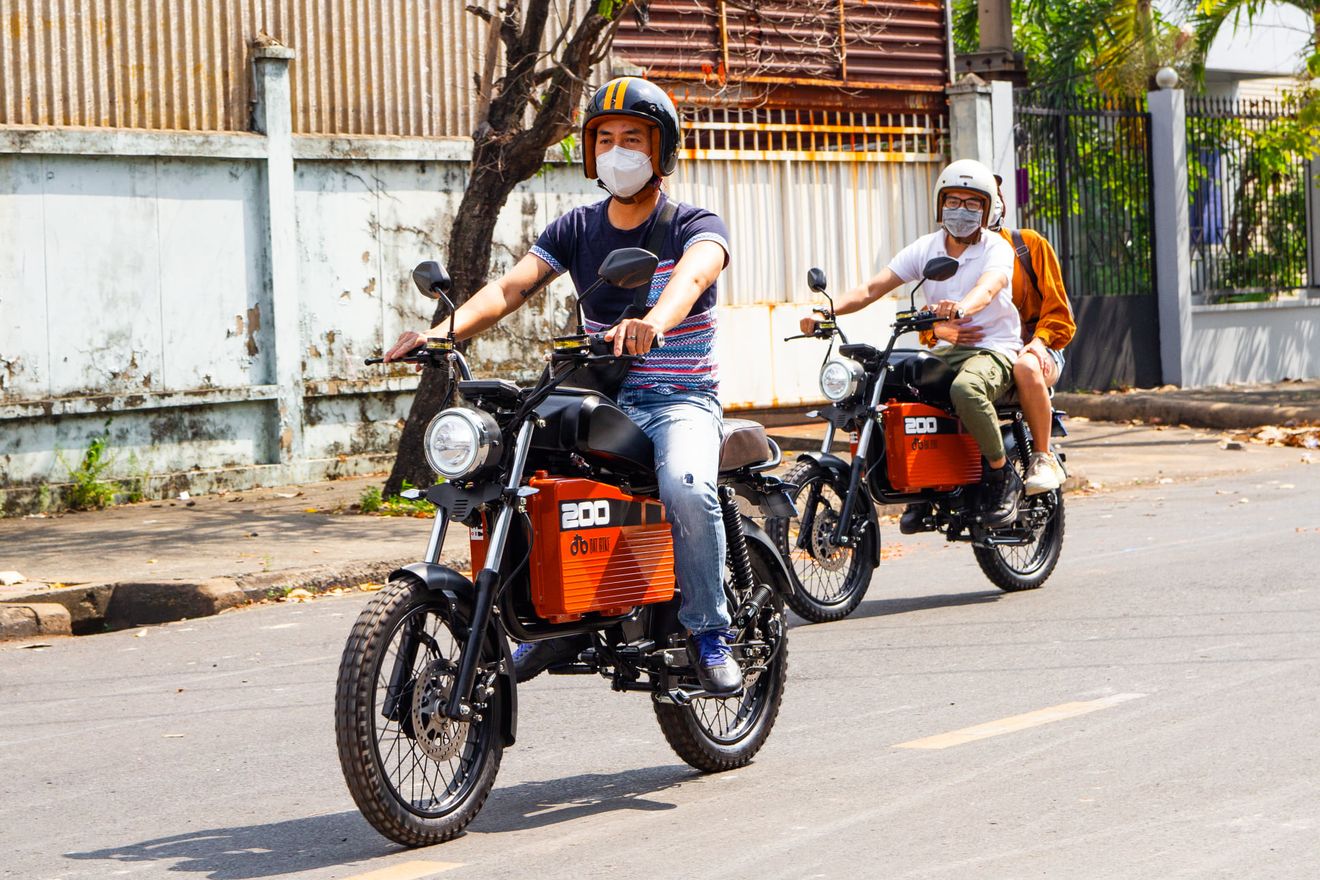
[530, 193, 730, 394]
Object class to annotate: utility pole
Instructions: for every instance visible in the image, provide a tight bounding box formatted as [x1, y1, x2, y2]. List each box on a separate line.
[956, 0, 1026, 85]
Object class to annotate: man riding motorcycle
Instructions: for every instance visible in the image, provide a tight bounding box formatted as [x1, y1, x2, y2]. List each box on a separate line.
[922, 180, 1076, 496]
[798, 158, 1025, 527]
[384, 76, 743, 695]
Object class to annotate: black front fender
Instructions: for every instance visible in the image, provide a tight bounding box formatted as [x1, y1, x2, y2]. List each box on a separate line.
[793, 450, 851, 479]
[391, 563, 518, 748]
[788, 454, 882, 568]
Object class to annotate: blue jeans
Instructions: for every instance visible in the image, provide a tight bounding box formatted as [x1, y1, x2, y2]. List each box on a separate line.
[617, 387, 731, 634]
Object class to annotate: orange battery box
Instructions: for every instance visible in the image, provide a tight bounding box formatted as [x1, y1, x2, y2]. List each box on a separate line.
[882, 401, 983, 492]
[470, 475, 675, 623]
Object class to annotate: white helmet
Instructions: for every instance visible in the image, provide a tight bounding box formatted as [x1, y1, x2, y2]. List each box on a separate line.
[934, 159, 997, 227]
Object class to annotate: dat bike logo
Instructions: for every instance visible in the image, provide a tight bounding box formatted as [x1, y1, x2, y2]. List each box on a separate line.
[561, 500, 613, 556]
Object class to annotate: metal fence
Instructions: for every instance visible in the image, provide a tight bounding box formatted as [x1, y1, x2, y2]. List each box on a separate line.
[679, 105, 946, 161]
[1186, 96, 1310, 303]
[1013, 92, 1155, 298]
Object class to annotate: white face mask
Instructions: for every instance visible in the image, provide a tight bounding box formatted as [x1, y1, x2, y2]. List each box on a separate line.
[942, 206, 983, 239]
[596, 146, 655, 199]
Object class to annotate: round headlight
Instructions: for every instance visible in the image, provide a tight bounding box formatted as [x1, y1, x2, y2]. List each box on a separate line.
[820, 358, 864, 401]
[423, 408, 500, 479]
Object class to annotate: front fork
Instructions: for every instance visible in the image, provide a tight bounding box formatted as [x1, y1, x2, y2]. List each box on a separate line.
[440, 420, 536, 722]
[832, 385, 885, 547]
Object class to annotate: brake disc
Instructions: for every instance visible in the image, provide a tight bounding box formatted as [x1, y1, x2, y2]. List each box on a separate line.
[410, 658, 470, 762]
[809, 508, 848, 572]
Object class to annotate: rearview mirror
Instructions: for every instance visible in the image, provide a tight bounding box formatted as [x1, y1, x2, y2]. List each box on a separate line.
[807, 267, 827, 293]
[598, 248, 659, 289]
[922, 256, 959, 282]
[412, 260, 452, 299]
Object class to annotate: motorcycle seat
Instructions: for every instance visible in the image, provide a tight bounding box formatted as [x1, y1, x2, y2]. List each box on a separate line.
[719, 419, 774, 471]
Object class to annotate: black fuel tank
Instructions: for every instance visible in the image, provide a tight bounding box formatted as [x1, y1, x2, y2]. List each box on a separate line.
[531, 390, 654, 473]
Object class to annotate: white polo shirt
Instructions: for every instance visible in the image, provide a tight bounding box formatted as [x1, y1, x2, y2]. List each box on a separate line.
[887, 230, 1022, 359]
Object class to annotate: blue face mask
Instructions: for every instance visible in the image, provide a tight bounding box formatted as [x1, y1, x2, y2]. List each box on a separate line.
[942, 206, 982, 239]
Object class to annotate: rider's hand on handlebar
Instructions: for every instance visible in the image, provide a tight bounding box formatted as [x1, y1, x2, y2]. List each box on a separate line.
[799, 315, 820, 336]
[383, 330, 429, 369]
[933, 316, 983, 346]
[605, 317, 664, 357]
[931, 299, 964, 321]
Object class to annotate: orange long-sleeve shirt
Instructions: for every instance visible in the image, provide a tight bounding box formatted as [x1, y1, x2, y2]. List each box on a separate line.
[920, 227, 1076, 350]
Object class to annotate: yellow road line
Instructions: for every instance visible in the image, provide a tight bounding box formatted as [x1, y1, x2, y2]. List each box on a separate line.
[894, 693, 1146, 750]
[339, 860, 463, 880]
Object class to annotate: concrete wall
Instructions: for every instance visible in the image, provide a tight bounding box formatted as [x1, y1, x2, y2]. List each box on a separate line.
[1189, 298, 1320, 386]
[1, 55, 927, 512]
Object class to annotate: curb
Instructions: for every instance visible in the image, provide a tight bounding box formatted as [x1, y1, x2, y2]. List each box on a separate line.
[0, 603, 72, 639]
[0, 551, 471, 642]
[1053, 392, 1320, 430]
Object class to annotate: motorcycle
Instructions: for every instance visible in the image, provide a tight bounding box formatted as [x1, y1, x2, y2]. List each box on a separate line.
[335, 248, 796, 846]
[766, 258, 1067, 623]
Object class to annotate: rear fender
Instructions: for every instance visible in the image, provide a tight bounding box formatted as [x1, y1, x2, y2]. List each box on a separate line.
[740, 515, 797, 598]
[392, 563, 517, 748]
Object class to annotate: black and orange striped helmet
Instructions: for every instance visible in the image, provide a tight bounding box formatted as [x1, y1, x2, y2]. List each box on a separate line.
[581, 76, 681, 179]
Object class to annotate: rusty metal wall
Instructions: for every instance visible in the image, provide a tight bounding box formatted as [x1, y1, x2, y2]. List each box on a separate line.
[614, 0, 949, 109]
[0, 0, 494, 135]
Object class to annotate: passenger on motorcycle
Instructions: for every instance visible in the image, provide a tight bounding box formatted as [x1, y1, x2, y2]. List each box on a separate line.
[799, 158, 1025, 527]
[384, 76, 743, 695]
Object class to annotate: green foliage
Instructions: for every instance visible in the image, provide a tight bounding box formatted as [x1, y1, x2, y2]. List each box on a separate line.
[61, 433, 117, 511]
[358, 479, 435, 517]
[596, 0, 625, 18]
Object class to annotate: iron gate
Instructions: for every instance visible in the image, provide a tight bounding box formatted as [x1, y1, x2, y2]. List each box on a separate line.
[1014, 93, 1162, 390]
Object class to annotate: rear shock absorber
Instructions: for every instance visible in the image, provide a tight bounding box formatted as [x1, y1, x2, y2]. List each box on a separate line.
[720, 485, 756, 593]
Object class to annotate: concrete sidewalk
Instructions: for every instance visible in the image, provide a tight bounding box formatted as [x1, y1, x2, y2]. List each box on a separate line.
[3, 381, 1317, 640]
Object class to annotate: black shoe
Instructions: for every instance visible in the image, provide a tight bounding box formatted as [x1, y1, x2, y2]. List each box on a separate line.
[982, 463, 1024, 528]
[899, 502, 933, 534]
[511, 634, 590, 683]
[688, 628, 743, 696]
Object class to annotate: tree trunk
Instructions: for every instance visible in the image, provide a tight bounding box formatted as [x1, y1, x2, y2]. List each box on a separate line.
[383, 145, 539, 495]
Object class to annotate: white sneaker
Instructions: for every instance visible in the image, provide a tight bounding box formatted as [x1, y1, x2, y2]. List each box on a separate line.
[1024, 451, 1066, 495]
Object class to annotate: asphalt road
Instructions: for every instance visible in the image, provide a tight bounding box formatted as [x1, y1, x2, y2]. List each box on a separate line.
[4, 463, 1319, 880]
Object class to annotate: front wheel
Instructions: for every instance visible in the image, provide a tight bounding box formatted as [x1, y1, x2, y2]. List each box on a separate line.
[335, 578, 504, 846]
[767, 461, 876, 623]
[974, 489, 1066, 592]
[654, 541, 789, 772]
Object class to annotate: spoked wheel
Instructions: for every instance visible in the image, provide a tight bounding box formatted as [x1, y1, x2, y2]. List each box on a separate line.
[767, 461, 876, 623]
[974, 486, 1066, 592]
[654, 541, 789, 772]
[335, 578, 504, 846]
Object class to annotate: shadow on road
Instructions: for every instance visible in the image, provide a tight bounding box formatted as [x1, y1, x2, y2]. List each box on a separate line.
[64, 810, 397, 879]
[841, 589, 1003, 621]
[63, 767, 691, 876]
[473, 764, 686, 833]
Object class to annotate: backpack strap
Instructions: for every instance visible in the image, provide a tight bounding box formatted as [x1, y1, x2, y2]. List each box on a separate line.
[1010, 229, 1041, 295]
[631, 198, 679, 312]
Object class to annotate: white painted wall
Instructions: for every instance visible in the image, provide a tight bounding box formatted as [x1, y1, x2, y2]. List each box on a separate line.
[1189, 298, 1320, 385]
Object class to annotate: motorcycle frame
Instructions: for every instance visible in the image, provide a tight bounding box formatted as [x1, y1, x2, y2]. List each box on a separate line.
[393, 343, 794, 723]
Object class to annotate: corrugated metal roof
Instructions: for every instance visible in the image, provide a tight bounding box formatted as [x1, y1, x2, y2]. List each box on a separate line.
[0, 0, 496, 135]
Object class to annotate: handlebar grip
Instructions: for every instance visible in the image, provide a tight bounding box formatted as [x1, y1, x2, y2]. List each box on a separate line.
[364, 357, 384, 365]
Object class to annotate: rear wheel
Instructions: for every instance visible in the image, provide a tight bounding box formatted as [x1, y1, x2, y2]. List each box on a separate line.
[974, 486, 1065, 592]
[767, 460, 875, 623]
[654, 542, 789, 772]
[335, 578, 504, 846]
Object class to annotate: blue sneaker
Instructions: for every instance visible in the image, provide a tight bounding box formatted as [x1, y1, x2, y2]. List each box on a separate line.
[689, 628, 743, 696]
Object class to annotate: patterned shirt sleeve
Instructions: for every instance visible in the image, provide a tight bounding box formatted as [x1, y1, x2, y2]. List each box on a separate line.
[530, 213, 571, 275]
[680, 209, 731, 267]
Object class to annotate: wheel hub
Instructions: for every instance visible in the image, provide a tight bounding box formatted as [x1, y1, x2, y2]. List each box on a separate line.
[409, 658, 469, 762]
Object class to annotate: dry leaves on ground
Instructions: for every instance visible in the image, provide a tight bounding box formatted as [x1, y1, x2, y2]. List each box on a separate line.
[1231, 425, 1320, 449]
